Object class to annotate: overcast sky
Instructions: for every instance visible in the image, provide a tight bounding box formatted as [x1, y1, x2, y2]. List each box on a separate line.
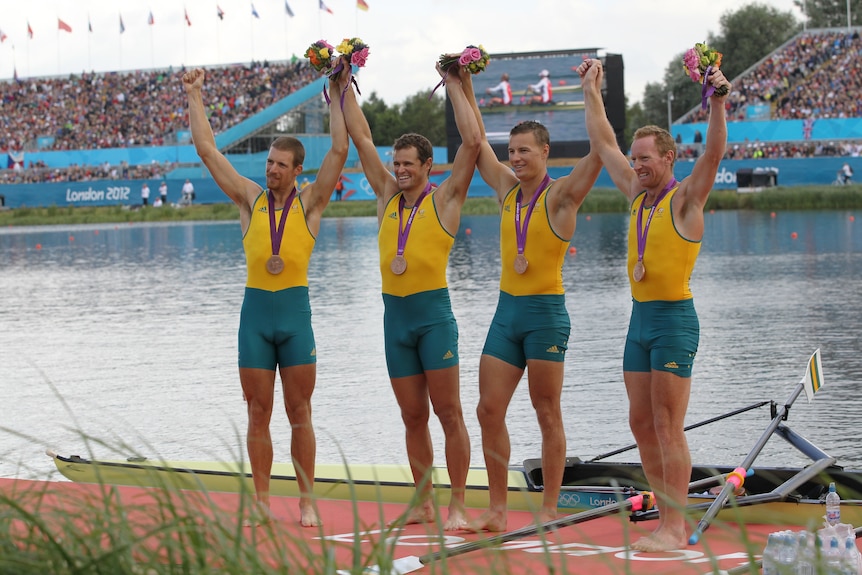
[0, 0, 803, 105]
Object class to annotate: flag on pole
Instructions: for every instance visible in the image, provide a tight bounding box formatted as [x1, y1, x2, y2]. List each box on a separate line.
[0, 28, 7, 42]
[357, 0, 370, 11]
[119, 14, 125, 34]
[148, 11, 155, 25]
[802, 348, 824, 403]
[27, 21, 33, 39]
[251, 3, 260, 18]
[185, 8, 192, 26]
[217, 5, 225, 20]
[284, 1, 294, 17]
[58, 18, 72, 33]
[88, 15, 93, 32]
[319, 0, 333, 14]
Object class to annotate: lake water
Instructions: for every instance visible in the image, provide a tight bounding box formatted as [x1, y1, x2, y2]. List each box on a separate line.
[2, 209, 862, 483]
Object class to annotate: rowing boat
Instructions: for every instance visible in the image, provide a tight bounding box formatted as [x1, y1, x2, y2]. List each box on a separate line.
[478, 100, 585, 113]
[47, 443, 862, 527]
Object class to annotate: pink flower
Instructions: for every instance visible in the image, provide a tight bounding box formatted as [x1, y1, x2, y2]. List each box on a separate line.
[683, 49, 702, 81]
[459, 47, 483, 66]
[351, 47, 369, 67]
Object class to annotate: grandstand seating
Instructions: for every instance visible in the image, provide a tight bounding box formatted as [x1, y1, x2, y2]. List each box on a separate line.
[681, 28, 861, 124]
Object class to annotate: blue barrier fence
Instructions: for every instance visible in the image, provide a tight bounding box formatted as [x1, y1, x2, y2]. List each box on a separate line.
[1, 155, 858, 209]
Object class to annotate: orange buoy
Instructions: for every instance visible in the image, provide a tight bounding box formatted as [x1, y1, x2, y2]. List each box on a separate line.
[791, 232, 798, 239]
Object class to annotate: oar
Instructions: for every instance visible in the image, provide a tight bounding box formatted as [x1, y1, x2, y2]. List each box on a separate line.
[588, 401, 770, 462]
[346, 468, 744, 575]
[688, 379, 808, 544]
[348, 491, 655, 575]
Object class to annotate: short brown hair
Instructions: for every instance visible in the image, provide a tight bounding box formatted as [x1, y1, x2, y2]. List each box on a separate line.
[270, 136, 305, 167]
[393, 133, 434, 166]
[510, 120, 550, 147]
[632, 125, 676, 163]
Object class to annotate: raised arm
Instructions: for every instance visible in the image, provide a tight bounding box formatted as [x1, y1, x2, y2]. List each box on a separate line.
[302, 65, 350, 227]
[435, 64, 481, 219]
[341, 65, 396, 219]
[182, 69, 258, 213]
[579, 59, 639, 202]
[676, 69, 731, 211]
[460, 71, 517, 204]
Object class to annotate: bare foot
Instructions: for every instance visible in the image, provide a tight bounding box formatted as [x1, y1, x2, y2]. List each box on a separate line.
[443, 506, 468, 531]
[631, 530, 687, 552]
[388, 500, 435, 527]
[465, 509, 507, 532]
[535, 508, 557, 529]
[299, 499, 321, 528]
[243, 500, 278, 527]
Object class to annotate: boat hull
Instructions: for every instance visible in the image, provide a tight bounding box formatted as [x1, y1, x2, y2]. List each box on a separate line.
[49, 452, 862, 526]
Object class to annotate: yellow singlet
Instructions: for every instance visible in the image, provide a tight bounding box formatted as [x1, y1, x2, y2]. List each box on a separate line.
[243, 190, 315, 292]
[499, 182, 568, 296]
[626, 187, 701, 302]
[378, 191, 453, 297]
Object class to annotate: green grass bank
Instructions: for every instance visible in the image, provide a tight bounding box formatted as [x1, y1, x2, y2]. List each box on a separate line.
[1, 186, 860, 227]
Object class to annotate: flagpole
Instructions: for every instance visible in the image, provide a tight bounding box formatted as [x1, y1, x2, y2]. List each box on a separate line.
[87, 14, 92, 71]
[57, 17, 61, 75]
[150, 25, 154, 69]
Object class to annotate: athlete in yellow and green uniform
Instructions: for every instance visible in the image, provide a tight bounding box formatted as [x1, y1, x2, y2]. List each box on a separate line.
[457, 67, 602, 532]
[583, 57, 731, 552]
[183, 64, 349, 528]
[341, 62, 480, 530]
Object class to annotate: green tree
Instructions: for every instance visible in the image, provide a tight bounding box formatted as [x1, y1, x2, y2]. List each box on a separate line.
[793, 0, 862, 27]
[708, 2, 800, 81]
[399, 92, 446, 145]
[358, 90, 446, 147]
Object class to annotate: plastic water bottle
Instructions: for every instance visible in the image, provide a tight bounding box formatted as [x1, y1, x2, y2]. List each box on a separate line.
[843, 537, 860, 575]
[762, 532, 780, 575]
[826, 482, 841, 527]
[796, 531, 815, 575]
[824, 536, 843, 575]
[776, 532, 797, 575]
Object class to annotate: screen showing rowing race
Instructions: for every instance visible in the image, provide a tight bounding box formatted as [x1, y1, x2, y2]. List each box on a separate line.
[445, 49, 625, 159]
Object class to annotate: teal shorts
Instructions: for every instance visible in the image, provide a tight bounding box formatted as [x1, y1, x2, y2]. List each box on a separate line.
[238, 286, 316, 370]
[382, 288, 459, 378]
[482, 292, 570, 369]
[623, 299, 699, 377]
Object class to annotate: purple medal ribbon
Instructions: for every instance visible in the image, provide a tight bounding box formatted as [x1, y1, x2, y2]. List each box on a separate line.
[635, 178, 677, 268]
[514, 174, 551, 256]
[396, 182, 433, 258]
[323, 58, 361, 108]
[268, 187, 297, 257]
[700, 65, 716, 110]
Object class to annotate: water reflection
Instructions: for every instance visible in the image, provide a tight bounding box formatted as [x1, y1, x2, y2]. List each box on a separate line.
[1, 210, 860, 482]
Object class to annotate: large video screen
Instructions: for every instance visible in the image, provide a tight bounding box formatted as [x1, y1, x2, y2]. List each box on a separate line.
[445, 49, 625, 160]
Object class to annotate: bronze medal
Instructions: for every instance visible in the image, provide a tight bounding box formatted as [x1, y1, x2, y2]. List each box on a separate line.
[390, 255, 407, 275]
[633, 261, 645, 282]
[514, 254, 528, 274]
[266, 255, 285, 275]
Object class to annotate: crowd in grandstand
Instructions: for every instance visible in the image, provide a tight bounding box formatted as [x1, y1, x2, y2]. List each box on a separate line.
[683, 28, 862, 123]
[0, 58, 316, 153]
[3, 29, 862, 186]
[677, 139, 862, 160]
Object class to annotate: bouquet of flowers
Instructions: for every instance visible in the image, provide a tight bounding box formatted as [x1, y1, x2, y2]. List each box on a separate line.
[682, 42, 729, 98]
[336, 37, 370, 69]
[438, 45, 490, 75]
[305, 40, 335, 73]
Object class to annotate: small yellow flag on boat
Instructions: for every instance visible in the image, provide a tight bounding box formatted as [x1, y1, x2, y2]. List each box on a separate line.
[802, 348, 824, 403]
